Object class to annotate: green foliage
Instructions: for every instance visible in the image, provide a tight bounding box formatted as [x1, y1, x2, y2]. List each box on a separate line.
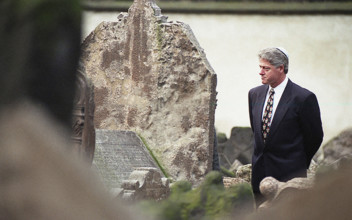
[220, 166, 236, 177]
[171, 181, 193, 194]
[139, 171, 254, 220]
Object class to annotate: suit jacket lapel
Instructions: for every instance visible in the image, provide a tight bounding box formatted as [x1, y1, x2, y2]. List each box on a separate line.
[267, 79, 293, 141]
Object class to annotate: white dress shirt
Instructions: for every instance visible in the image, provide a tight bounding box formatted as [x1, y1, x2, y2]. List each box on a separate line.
[262, 76, 289, 125]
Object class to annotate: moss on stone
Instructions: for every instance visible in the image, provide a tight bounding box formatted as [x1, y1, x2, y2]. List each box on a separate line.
[138, 134, 170, 179]
[220, 166, 236, 177]
[156, 23, 163, 51]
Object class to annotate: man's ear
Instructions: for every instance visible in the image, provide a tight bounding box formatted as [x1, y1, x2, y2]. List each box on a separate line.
[279, 64, 285, 73]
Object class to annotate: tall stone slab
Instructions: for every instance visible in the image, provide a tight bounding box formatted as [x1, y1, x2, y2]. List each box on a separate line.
[80, 0, 217, 184]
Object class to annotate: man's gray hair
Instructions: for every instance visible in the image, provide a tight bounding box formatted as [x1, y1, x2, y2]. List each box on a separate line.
[258, 47, 289, 74]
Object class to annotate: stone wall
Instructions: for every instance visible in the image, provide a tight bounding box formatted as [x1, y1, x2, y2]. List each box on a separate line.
[80, 0, 217, 184]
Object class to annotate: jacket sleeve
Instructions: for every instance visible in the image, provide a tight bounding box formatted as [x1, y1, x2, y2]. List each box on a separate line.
[248, 90, 254, 133]
[299, 93, 324, 168]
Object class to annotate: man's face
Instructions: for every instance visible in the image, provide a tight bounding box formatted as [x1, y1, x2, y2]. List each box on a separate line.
[259, 59, 285, 88]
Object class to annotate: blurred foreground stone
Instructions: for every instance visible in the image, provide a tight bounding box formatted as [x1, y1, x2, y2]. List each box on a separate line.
[258, 177, 313, 210]
[0, 103, 140, 220]
[247, 160, 352, 220]
[0, 0, 82, 129]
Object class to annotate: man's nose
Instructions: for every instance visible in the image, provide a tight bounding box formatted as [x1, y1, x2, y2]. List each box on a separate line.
[259, 69, 264, 75]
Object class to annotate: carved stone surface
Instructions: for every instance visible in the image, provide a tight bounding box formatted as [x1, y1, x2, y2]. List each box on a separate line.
[259, 176, 314, 209]
[72, 64, 96, 164]
[92, 129, 163, 189]
[259, 177, 280, 201]
[121, 167, 170, 201]
[223, 177, 248, 189]
[80, 0, 217, 184]
[236, 164, 252, 183]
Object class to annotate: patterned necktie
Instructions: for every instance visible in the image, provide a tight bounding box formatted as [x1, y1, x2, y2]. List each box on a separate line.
[262, 88, 275, 142]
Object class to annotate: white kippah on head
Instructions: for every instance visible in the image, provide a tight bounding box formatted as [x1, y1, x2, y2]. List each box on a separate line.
[276, 47, 289, 60]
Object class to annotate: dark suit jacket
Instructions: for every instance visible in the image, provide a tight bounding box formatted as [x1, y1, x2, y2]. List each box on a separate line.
[248, 79, 323, 194]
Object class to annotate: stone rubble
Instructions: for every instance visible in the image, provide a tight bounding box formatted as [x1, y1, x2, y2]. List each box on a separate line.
[121, 167, 170, 201]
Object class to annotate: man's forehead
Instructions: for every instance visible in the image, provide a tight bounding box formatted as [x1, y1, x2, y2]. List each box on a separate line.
[259, 59, 272, 66]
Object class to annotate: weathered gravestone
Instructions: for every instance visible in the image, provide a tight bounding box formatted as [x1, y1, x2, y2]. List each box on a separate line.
[322, 127, 352, 165]
[81, 0, 217, 184]
[93, 129, 163, 189]
[218, 127, 254, 169]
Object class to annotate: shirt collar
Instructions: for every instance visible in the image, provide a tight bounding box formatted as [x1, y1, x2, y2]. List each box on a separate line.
[270, 76, 288, 93]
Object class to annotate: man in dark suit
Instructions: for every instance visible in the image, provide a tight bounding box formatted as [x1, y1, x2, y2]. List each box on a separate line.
[248, 47, 323, 207]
